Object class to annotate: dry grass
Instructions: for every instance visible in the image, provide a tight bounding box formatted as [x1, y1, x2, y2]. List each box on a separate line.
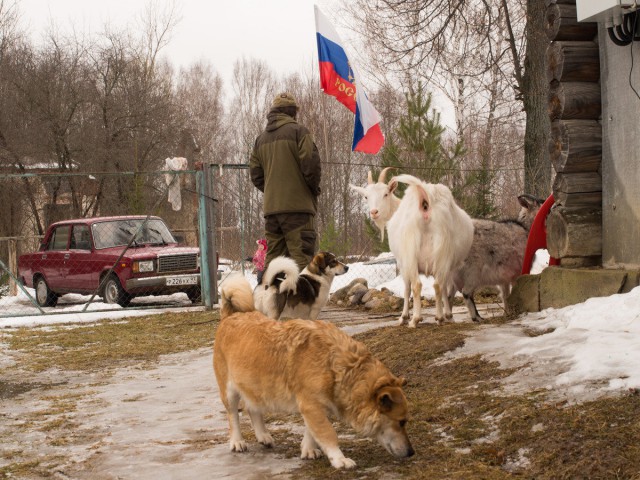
[2, 309, 640, 479]
[0, 311, 218, 373]
[287, 321, 640, 479]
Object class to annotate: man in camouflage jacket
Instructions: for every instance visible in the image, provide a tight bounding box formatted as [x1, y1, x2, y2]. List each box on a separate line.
[249, 92, 322, 274]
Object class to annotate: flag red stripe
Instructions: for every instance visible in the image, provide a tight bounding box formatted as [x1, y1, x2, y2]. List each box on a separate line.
[318, 61, 356, 113]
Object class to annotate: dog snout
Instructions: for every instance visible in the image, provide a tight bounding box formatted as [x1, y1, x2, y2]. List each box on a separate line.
[343, 265, 349, 273]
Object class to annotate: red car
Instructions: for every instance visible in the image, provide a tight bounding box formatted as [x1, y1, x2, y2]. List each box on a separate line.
[18, 216, 201, 307]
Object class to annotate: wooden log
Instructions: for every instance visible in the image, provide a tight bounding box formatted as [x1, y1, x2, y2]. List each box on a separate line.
[547, 41, 600, 83]
[546, 3, 598, 41]
[546, 206, 602, 258]
[554, 190, 602, 208]
[553, 172, 602, 195]
[548, 81, 601, 121]
[550, 120, 602, 173]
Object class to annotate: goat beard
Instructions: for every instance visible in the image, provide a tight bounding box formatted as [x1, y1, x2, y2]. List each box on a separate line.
[374, 219, 387, 242]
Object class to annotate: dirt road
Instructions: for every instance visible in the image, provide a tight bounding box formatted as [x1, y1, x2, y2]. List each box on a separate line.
[1, 305, 501, 479]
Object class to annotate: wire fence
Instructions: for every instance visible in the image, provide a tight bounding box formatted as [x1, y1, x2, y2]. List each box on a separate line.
[0, 170, 205, 318]
[0, 162, 399, 319]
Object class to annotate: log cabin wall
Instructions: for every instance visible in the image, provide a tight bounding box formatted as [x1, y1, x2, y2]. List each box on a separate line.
[545, 0, 602, 268]
[599, 16, 640, 268]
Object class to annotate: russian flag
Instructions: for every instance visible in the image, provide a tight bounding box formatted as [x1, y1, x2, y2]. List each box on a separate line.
[314, 6, 384, 154]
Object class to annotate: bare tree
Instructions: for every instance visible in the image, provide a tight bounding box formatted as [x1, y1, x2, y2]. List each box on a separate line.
[342, 0, 550, 196]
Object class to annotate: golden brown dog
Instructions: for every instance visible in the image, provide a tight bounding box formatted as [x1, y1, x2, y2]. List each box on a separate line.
[214, 274, 414, 469]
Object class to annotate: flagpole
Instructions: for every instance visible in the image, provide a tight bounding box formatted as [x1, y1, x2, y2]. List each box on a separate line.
[321, 89, 330, 166]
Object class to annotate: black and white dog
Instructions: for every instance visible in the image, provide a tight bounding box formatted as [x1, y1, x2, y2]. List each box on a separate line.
[254, 252, 349, 320]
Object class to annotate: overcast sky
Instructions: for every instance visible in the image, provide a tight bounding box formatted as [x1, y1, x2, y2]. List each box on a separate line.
[17, 0, 338, 87]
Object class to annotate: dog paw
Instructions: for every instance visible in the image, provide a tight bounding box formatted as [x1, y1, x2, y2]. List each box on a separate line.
[230, 440, 248, 452]
[257, 433, 274, 448]
[301, 447, 323, 459]
[331, 456, 357, 469]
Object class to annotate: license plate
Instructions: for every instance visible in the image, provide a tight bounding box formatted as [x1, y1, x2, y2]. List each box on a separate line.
[166, 275, 198, 286]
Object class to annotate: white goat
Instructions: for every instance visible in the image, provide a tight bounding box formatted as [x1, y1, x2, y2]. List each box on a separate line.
[350, 170, 474, 327]
[389, 175, 474, 326]
[349, 167, 399, 242]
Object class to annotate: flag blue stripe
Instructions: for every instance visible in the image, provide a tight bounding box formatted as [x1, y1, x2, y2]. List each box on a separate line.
[352, 102, 364, 150]
[316, 33, 351, 81]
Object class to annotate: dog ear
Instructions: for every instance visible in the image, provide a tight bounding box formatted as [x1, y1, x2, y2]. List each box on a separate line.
[378, 391, 394, 413]
[376, 386, 406, 413]
[315, 253, 327, 271]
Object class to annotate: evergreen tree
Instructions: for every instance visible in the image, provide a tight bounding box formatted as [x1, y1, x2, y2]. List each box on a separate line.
[319, 217, 351, 257]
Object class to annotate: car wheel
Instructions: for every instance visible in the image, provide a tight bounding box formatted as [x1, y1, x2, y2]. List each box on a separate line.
[34, 276, 58, 307]
[186, 286, 201, 304]
[102, 275, 132, 307]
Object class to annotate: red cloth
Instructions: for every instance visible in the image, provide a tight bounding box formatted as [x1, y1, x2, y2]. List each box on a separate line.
[521, 195, 560, 275]
[252, 239, 267, 272]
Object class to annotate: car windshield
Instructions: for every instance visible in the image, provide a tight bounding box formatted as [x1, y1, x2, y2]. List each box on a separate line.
[92, 219, 177, 249]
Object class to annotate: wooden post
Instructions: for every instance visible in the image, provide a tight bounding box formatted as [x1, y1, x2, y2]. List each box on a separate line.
[545, 0, 602, 268]
[8, 239, 17, 296]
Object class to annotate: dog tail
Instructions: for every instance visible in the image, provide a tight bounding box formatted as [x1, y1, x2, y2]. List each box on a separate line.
[263, 256, 299, 294]
[219, 273, 255, 319]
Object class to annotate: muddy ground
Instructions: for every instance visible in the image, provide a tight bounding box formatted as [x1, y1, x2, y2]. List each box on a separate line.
[2, 303, 639, 479]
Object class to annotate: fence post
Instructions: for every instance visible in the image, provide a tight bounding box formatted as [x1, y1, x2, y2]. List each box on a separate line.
[207, 164, 218, 304]
[197, 167, 213, 308]
[8, 238, 17, 296]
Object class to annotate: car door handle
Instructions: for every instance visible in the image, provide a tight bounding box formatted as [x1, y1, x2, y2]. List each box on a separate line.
[64, 254, 70, 260]
[42, 254, 47, 260]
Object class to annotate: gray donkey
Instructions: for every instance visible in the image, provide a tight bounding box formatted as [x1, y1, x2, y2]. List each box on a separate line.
[451, 194, 544, 322]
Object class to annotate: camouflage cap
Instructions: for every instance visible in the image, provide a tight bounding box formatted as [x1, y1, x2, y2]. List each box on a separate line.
[272, 92, 298, 109]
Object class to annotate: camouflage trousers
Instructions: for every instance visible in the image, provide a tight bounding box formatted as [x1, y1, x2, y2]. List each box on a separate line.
[264, 213, 317, 271]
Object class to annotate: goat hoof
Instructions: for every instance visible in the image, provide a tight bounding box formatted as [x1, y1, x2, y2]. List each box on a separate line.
[472, 317, 483, 323]
[445, 313, 453, 320]
[435, 316, 445, 325]
[397, 317, 408, 326]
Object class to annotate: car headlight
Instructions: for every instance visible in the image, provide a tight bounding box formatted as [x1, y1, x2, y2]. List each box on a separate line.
[133, 260, 154, 273]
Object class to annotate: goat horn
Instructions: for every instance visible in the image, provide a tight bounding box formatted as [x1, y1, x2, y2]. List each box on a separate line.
[367, 171, 373, 184]
[378, 167, 393, 184]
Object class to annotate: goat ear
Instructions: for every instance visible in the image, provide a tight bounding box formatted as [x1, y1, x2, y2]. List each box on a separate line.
[518, 194, 532, 210]
[388, 178, 398, 194]
[350, 184, 367, 197]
